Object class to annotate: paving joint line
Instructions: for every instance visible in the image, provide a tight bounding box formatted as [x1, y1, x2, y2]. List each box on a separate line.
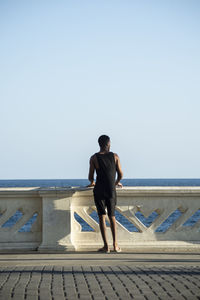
[81, 266, 93, 300]
[24, 266, 34, 300]
[72, 266, 80, 299]
[11, 267, 24, 298]
[0, 267, 15, 291]
[50, 266, 54, 300]
[99, 265, 122, 300]
[90, 266, 109, 300]
[117, 265, 144, 299]
[38, 265, 45, 300]
[108, 266, 134, 299]
[61, 266, 67, 300]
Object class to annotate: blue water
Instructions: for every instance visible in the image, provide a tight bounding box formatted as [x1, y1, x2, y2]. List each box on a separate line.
[1, 179, 200, 232]
[1, 178, 200, 188]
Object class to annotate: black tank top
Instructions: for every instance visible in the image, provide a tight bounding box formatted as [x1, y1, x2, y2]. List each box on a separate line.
[93, 152, 116, 199]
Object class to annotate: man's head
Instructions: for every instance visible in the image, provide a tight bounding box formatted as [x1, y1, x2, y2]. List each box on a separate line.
[98, 135, 110, 151]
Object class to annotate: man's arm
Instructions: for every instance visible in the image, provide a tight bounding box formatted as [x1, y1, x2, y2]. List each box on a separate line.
[87, 155, 95, 187]
[115, 154, 123, 187]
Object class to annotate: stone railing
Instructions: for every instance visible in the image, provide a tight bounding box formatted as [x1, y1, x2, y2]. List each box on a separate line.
[0, 187, 200, 252]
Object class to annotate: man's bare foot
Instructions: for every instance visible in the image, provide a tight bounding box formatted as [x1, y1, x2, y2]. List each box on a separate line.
[113, 246, 122, 252]
[113, 243, 122, 252]
[98, 246, 110, 253]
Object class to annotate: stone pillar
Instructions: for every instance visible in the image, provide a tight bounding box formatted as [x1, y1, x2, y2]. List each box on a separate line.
[38, 189, 75, 252]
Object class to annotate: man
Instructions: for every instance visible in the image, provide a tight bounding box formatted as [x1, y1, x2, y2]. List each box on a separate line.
[87, 135, 123, 253]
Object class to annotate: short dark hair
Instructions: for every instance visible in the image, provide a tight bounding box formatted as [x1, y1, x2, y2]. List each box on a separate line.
[98, 135, 110, 148]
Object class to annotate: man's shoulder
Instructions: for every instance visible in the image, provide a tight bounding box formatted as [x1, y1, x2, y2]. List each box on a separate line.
[90, 153, 97, 161]
[111, 152, 119, 163]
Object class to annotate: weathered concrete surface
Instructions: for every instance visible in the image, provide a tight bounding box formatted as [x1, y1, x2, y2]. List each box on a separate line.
[0, 253, 200, 299]
[0, 252, 200, 266]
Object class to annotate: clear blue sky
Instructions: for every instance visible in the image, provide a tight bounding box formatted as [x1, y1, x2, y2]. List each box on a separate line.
[0, 0, 200, 179]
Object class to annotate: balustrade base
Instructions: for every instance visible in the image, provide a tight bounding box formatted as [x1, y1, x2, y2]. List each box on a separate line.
[74, 241, 200, 253]
[0, 242, 39, 252]
[38, 244, 75, 253]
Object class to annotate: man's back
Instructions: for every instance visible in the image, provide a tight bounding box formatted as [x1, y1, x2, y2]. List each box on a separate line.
[88, 150, 123, 188]
[94, 152, 116, 199]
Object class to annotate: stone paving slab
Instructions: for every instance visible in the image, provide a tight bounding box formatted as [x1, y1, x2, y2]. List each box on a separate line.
[0, 264, 200, 299]
[0, 253, 200, 299]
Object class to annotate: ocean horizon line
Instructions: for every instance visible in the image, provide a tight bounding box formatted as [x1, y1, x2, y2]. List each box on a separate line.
[1, 177, 200, 181]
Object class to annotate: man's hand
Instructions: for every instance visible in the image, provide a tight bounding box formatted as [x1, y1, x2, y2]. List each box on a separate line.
[87, 181, 95, 188]
[115, 181, 123, 188]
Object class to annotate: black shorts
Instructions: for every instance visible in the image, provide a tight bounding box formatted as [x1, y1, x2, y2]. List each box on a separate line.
[94, 195, 116, 217]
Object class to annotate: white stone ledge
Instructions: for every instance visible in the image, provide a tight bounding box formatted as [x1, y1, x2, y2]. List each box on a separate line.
[1, 186, 200, 195]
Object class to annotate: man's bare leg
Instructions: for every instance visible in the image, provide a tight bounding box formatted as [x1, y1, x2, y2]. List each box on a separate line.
[99, 215, 109, 252]
[109, 216, 121, 251]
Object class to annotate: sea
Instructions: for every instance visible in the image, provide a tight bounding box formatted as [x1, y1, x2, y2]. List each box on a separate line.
[1, 178, 200, 232]
[1, 178, 200, 188]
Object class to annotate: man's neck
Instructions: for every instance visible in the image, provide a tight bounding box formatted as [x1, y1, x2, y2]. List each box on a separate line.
[99, 148, 109, 154]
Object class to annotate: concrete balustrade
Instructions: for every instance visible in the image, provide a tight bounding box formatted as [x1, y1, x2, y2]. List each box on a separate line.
[0, 187, 200, 252]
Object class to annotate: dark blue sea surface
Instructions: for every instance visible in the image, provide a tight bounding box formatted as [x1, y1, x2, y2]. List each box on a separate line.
[1, 179, 200, 232]
[1, 178, 200, 188]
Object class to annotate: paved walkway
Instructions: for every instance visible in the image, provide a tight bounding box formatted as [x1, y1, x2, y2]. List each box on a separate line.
[0, 252, 200, 300]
